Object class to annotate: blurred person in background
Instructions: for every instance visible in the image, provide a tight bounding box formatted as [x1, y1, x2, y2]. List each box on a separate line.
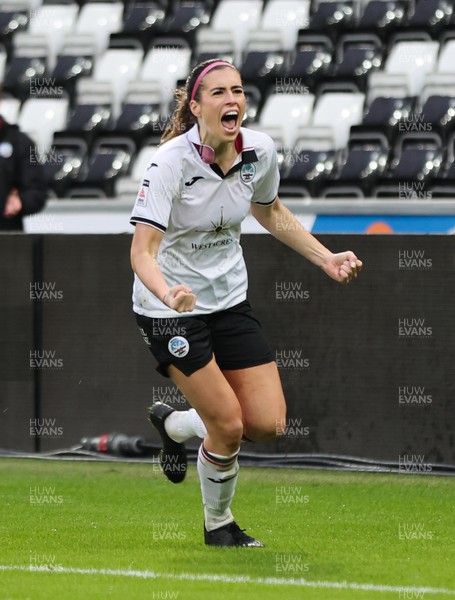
[0, 87, 47, 231]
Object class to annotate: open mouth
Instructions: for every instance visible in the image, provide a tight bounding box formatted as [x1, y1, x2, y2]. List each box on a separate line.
[221, 110, 239, 133]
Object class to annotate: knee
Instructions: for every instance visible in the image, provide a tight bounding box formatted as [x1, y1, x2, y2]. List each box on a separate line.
[208, 416, 244, 450]
[244, 406, 287, 442]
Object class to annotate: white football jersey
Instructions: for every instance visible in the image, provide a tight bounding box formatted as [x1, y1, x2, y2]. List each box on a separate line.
[130, 124, 279, 317]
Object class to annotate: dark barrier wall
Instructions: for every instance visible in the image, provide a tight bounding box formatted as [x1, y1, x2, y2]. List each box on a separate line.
[0, 235, 36, 452]
[0, 234, 453, 464]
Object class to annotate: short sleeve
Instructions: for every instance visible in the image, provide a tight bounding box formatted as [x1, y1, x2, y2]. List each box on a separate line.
[130, 159, 180, 232]
[250, 137, 280, 206]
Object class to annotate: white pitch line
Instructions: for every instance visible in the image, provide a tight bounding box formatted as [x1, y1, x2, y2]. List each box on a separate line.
[1, 565, 454, 596]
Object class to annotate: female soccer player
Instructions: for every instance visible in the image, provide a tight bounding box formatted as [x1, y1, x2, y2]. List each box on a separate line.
[130, 59, 362, 547]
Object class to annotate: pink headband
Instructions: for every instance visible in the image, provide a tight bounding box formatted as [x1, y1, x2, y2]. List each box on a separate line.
[190, 61, 236, 102]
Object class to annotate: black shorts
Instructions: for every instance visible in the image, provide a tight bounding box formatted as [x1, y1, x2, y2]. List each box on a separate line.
[135, 300, 274, 377]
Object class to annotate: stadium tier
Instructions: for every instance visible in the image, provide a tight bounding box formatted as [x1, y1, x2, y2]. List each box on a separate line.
[0, 0, 454, 199]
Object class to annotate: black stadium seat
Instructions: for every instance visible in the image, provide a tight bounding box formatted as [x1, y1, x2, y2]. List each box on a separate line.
[69, 136, 136, 197]
[357, 0, 410, 39]
[374, 131, 443, 197]
[324, 131, 389, 196]
[307, 0, 356, 40]
[42, 136, 88, 198]
[239, 50, 286, 93]
[405, 0, 453, 35]
[281, 143, 337, 197]
[329, 33, 383, 91]
[419, 95, 455, 139]
[287, 33, 333, 91]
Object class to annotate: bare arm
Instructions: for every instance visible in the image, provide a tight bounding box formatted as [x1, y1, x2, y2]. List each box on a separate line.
[251, 198, 363, 283]
[130, 224, 196, 312]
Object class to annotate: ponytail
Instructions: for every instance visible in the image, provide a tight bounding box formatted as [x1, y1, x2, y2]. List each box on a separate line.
[160, 87, 195, 144]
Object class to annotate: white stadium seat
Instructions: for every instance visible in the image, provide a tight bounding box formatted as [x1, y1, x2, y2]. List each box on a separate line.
[93, 48, 143, 118]
[140, 46, 192, 100]
[115, 145, 159, 200]
[384, 40, 439, 96]
[0, 97, 22, 125]
[195, 28, 235, 63]
[437, 40, 455, 73]
[260, 0, 310, 50]
[311, 92, 365, 149]
[75, 3, 123, 53]
[295, 126, 336, 151]
[1, 0, 42, 9]
[210, 0, 263, 61]
[366, 72, 410, 102]
[259, 93, 315, 146]
[18, 98, 69, 149]
[28, 4, 79, 69]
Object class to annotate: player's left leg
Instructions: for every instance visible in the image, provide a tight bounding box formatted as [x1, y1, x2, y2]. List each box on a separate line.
[222, 361, 287, 441]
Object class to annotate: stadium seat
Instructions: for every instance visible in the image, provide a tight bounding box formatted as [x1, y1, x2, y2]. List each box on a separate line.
[417, 74, 455, 140]
[308, 0, 358, 40]
[69, 135, 136, 197]
[260, 0, 310, 50]
[121, 2, 167, 38]
[28, 3, 79, 70]
[437, 39, 455, 73]
[357, 0, 409, 39]
[384, 35, 440, 96]
[41, 135, 87, 198]
[3, 32, 49, 100]
[209, 0, 263, 62]
[375, 131, 443, 197]
[74, 2, 123, 53]
[193, 28, 235, 65]
[115, 143, 159, 200]
[323, 130, 389, 196]
[65, 78, 114, 142]
[239, 30, 286, 93]
[246, 123, 286, 151]
[0, 8, 29, 46]
[51, 34, 96, 98]
[242, 83, 262, 124]
[286, 33, 333, 92]
[1, 0, 42, 9]
[360, 95, 417, 140]
[140, 40, 192, 101]
[18, 97, 69, 148]
[92, 46, 143, 118]
[279, 126, 337, 197]
[311, 88, 365, 148]
[405, 0, 453, 34]
[259, 91, 315, 147]
[0, 96, 21, 124]
[329, 33, 383, 91]
[431, 132, 455, 197]
[116, 81, 169, 144]
[163, 0, 213, 36]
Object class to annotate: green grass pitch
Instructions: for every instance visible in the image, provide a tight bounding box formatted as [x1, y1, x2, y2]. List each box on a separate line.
[1, 458, 454, 599]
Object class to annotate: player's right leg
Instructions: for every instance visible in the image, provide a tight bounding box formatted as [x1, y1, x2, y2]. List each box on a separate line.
[168, 358, 263, 547]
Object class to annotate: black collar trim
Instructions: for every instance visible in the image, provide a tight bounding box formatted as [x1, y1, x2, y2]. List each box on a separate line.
[210, 148, 258, 179]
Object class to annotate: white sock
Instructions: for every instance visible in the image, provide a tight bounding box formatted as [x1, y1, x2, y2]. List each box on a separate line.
[197, 444, 239, 532]
[164, 408, 207, 443]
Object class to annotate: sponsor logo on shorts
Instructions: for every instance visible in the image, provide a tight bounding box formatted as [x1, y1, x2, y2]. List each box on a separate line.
[168, 336, 190, 358]
[240, 163, 256, 183]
